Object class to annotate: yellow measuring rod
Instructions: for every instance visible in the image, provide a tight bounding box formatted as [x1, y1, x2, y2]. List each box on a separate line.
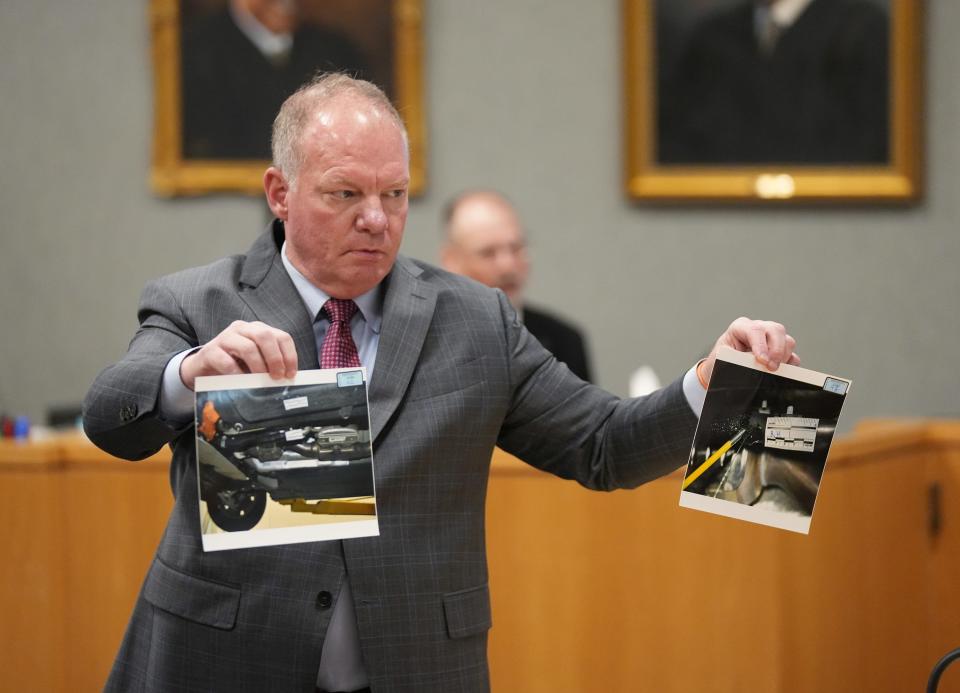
[682, 428, 747, 491]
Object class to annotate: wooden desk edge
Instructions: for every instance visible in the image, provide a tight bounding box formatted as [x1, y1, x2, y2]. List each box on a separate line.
[0, 435, 171, 470]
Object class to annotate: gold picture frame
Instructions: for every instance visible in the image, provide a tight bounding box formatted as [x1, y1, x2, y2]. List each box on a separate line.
[150, 0, 426, 197]
[623, 0, 922, 202]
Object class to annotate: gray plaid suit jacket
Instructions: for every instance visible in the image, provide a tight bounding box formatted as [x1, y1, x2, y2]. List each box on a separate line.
[83, 223, 697, 692]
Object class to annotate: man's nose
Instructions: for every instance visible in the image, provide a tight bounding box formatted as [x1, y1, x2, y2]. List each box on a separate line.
[356, 196, 388, 233]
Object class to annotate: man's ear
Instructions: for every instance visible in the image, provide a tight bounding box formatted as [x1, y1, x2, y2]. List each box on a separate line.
[264, 167, 290, 219]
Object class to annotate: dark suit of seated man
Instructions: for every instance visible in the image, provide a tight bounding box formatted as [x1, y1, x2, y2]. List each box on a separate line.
[83, 73, 799, 692]
[440, 190, 593, 383]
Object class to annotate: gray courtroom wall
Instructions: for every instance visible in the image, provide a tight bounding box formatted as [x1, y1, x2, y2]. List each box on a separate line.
[0, 1, 957, 433]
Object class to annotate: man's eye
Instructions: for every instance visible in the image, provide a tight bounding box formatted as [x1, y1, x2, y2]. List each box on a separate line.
[385, 189, 407, 199]
[332, 190, 355, 200]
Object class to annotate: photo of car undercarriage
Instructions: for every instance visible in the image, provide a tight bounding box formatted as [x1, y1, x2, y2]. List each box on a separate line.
[195, 379, 374, 532]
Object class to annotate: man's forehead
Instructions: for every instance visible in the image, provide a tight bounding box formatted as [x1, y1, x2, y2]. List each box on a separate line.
[299, 114, 407, 173]
[319, 161, 410, 185]
[454, 204, 523, 241]
[304, 96, 400, 140]
[309, 104, 377, 132]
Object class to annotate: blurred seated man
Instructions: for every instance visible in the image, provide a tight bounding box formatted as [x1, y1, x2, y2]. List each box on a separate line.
[441, 190, 593, 382]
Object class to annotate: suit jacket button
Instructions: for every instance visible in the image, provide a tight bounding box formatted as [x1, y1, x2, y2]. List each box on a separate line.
[316, 591, 333, 609]
[119, 402, 138, 422]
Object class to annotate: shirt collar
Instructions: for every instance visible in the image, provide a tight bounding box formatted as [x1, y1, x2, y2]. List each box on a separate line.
[760, 0, 815, 29]
[280, 242, 383, 334]
[229, 2, 293, 60]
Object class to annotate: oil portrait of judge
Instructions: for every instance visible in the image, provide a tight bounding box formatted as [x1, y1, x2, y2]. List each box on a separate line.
[656, 0, 889, 166]
[150, 0, 424, 195]
[181, 0, 392, 160]
[623, 0, 919, 202]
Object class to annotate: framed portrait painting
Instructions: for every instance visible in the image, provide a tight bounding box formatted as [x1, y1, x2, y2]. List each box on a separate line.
[150, 0, 426, 196]
[623, 0, 922, 202]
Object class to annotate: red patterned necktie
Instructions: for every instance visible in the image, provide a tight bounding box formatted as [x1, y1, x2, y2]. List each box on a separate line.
[319, 298, 361, 368]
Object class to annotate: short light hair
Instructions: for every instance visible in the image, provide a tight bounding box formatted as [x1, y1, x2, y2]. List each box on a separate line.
[442, 189, 524, 243]
[271, 72, 407, 184]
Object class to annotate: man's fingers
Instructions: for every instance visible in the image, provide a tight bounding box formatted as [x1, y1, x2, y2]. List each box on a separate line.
[250, 322, 298, 378]
[220, 330, 269, 375]
[218, 320, 301, 379]
[277, 332, 299, 378]
[700, 319, 800, 390]
[716, 318, 797, 373]
[236, 322, 288, 378]
[725, 317, 752, 351]
[782, 335, 799, 366]
[208, 346, 249, 376]
[195, 321, 298, 379]
[763, 321, 787, 370]
[181, 344, 248, 390]
[741, 318, 772, 366]
[256, 335, 288, 379]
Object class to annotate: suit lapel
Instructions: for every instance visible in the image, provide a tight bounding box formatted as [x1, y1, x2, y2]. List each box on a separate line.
[236, 228, 434, 443]
[237, 225, 319, 368]
[368, 256, 437, 443]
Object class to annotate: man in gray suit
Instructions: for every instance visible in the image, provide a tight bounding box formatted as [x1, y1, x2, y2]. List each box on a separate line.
[83, 73, 798, 692]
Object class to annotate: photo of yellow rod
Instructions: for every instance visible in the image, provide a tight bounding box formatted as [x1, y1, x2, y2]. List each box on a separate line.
[682, 428, 747, 490]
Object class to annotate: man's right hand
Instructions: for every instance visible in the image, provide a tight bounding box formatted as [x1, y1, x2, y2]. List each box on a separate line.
[180, 320, 298, 390]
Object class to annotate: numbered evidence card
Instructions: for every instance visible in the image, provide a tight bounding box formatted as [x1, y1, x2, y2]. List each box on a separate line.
[194, 368, 377, 551]
[679, 347, 851, 534]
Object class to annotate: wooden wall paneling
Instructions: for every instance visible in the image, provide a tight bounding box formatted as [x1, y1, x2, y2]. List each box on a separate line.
[486, 455, 783, 693]
[777, 446, 930, 693]
[60, 441, 172, 690]
[4, 422, 960, 692]
[0, 441, 67, 692]
[926, 424, 960, 693]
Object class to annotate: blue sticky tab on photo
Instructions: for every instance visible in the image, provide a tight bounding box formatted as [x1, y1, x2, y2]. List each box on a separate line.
[823, 377, 849, 396]
[337, 370, 365, 388]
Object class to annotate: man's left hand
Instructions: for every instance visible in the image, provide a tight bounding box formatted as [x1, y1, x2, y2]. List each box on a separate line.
[698, 317, 800, 387]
